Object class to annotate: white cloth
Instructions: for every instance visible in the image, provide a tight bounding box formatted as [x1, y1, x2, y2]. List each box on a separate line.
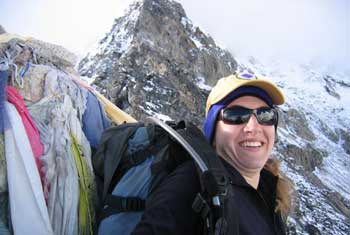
[28, 95, 79, 235]
[44, 69, 88, 122]
[24, 67, 94, 235]
[4, 102, 53, 235]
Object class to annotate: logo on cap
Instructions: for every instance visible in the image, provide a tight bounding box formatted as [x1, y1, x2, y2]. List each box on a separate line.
[237, 72, 257, 80]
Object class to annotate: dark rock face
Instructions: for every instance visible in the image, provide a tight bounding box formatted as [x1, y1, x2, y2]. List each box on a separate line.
[339, 128, 350, 155]
[0, 25, 6, 34]
[319, 121, 338, 143]
[325, 191, 350, 217]
[283, 108, 315, 142]
[324, 76, 341, 99]
[78, 0, 236, 124]
[78, 0, 350, 234]
[305, 224, 321, 235]
[279, 143, 326, 172]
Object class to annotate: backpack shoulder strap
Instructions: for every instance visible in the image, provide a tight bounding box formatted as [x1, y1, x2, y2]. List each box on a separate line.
[177, 123, 231, 235]
[146, 117, 233, 235]
[178, 123, 228, 197]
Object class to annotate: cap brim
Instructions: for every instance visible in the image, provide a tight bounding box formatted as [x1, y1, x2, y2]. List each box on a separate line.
[206, 74, 285, 115]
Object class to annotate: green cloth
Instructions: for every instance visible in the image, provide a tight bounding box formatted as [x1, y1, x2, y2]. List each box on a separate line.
[0, 134, 11, 234]
[71, 133, 96, 235]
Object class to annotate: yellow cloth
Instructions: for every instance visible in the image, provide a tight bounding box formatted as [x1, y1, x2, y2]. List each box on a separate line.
[0, 33, 31, 43]
[92, 90, 137, 124]
[71, 134, 95, 235]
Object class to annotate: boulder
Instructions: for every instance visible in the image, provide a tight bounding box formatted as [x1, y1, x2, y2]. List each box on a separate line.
[27, 39, 77, 69]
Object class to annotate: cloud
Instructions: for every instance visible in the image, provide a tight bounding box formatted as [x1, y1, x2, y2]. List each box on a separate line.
[1, 0, 349, 71]
[1, 0, 131, 56]
[177, 0, 350, 71]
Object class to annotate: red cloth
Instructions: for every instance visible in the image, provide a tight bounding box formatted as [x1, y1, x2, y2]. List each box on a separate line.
[6, 86, 44, 182]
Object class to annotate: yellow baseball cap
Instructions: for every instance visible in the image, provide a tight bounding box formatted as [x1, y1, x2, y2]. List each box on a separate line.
[205, 73, 285, 115]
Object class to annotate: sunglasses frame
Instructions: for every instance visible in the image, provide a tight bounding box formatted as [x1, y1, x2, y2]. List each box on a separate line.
[220, 105, 279, 126]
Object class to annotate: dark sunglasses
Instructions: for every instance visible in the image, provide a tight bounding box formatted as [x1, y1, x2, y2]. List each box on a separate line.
[220, 106, 278, 126]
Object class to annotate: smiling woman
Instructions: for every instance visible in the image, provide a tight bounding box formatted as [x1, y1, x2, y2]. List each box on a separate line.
[132, 72, 294, 235]
[213, 96, 277, 185]
[205, 73, 295, 224]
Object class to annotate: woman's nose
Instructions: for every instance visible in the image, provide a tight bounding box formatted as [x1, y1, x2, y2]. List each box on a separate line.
[243, 115, 260, 133]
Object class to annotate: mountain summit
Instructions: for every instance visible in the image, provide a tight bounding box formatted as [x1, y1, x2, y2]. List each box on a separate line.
[78, 0, 236, 124]
[78, 0, 350, 234]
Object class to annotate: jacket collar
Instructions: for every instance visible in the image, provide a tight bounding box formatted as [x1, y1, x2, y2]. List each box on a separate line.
[220, 158, 278, 192]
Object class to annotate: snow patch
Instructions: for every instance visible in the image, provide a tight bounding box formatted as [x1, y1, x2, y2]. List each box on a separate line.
[79, 76, 95, 85]
[195, 76, 212, 91]
[191, 36, 204, 49]
[181, 16, 207, 50]
[143, 85, 153, 91]
[139, 104, 173, 122]
[79, 1, 142, 74]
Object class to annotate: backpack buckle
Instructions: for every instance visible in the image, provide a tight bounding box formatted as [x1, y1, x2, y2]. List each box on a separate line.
[192, 193, 211, 219]
[212, 170, 228, 196]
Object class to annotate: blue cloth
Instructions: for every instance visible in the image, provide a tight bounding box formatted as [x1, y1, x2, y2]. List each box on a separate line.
[19, 62, 31, 78]
[203, 86, 273, 143]
[82, 90, 111, 148]
[0, 70, 10, 133]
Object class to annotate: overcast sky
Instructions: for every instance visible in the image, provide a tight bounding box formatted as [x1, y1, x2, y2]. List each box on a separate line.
[1, 0, 349, 71]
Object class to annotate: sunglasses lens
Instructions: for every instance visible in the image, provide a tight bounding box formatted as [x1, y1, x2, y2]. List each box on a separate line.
[222, 107, 277, 125]
[256, 108, 277, 125]
[222, 107, 252, 124]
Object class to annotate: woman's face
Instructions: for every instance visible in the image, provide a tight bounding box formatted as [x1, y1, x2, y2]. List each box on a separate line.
[214, 96, 275, 174]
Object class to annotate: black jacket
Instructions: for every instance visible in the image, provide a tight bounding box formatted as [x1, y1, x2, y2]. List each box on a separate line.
[132, 159, 286, 235]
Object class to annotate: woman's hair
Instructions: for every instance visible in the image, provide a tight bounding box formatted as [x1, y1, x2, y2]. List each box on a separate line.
[264, 158, 294, 218]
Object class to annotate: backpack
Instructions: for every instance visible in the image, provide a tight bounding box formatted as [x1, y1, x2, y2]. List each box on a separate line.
[92, 117, 232, 235]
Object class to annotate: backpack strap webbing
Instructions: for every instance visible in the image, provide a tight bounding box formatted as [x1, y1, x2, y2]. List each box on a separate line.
[97, 195, 145, 222]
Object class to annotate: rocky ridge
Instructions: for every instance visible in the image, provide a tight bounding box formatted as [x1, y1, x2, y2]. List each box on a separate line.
[79, 0, 237, 125]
